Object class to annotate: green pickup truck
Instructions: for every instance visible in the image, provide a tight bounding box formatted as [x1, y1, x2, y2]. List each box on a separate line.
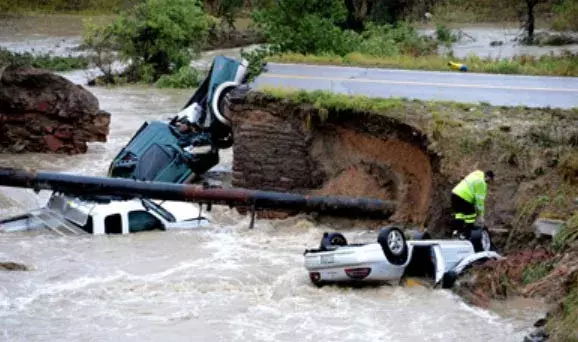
[108, 56, 250, 184]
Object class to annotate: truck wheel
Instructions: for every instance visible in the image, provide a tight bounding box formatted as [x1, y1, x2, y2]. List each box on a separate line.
[377, 226, 408, 266]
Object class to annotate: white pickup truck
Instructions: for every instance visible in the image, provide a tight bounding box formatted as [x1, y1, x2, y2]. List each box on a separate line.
[0, 192, 210, 236]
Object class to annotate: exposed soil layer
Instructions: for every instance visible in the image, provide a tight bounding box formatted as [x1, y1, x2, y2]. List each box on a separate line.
[0, 66, 110, 154]
[228, 90, 578, 240]
[228, 92, 438, 225]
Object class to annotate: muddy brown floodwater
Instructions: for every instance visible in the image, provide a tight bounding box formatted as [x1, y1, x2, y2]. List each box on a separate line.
[0, 14, 550, 342]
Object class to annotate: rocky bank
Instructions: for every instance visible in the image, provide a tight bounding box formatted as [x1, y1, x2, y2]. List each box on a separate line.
[0, 66, 110, 154]
[226, 88, 578, 340]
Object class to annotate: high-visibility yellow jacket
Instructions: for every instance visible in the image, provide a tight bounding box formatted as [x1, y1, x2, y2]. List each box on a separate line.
[452, 170, 487, 216]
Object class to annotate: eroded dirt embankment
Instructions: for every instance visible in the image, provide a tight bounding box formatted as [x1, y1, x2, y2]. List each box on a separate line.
[227, 90, 577, 235]
[228, 92, 440, 226]
[227, 89, 578, 341]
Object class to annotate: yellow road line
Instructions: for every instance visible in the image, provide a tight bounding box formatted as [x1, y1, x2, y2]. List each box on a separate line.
[260, 73, 578, 93]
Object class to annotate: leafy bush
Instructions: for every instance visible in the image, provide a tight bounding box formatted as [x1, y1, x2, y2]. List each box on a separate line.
[358, 22, 438, 57]
[0, 0, 137, 13]
[155, 66, 205, 88]
[435, 24, 459, 46]
[83, 0, 210, 82]
[0, 47, 89, 71]
[252, 0, 361, 55]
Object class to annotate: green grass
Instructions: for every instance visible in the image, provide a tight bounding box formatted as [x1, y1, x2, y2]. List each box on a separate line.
[552, 212, 578, 252]
[267, 51, 578, 77]
[547, 278, 578, 341]
[0, 47, 89, 71]
[521, 261, 556, 285]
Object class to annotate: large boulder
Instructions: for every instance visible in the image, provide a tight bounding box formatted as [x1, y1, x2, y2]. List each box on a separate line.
[0, 66, 110, 154]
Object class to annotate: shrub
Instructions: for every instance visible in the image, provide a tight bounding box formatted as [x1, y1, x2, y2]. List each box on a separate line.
[0, 47, 89, 71]
[358, 22, 438, 57]
[252, 0, 361, 55]
[83, 0, 210, 82]
[155, 66, 205, 88]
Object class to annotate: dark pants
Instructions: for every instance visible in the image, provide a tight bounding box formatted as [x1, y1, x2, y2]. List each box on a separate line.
[451, 193, 476, 238]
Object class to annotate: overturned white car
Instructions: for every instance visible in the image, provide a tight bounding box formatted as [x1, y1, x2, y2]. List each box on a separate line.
[303, 226, 501, 289]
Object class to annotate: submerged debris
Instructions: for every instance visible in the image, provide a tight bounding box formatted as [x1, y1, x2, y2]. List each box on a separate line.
[0, 261, 30, 271]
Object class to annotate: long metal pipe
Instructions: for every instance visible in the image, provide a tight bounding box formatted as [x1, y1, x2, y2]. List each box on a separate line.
[0, 167, 396, 219]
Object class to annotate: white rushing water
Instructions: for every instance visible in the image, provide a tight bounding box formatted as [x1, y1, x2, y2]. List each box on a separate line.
[0, 14, 547, 342]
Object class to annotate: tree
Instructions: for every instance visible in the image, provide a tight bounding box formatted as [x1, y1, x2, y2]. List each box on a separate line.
[217, 0, 245, 30]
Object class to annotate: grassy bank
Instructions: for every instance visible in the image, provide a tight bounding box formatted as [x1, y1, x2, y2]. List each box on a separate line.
[257, 87, 578, 224]
[267, 51, 578, 77]
[0, 0, 135, 15]
[0, 48, 89, 71]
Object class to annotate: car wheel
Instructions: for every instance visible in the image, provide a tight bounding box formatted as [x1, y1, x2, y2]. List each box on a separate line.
[211, 81, 238, 127]
[377, 226, 409, 266]
[320, 232, 348, 250]
[470, 227, 493, 252]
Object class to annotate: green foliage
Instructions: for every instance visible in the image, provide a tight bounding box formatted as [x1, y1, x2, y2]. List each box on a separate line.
[252, 0, 361, 55]
[0, 47, 88, 71]
[240, 46, 272, 83]
[267, 50, 578, 77]
[260, 88, 408, 114]
[552, 213, 578, 252]
[215, 0, 245, 30]
[83, 0, 210, 82]
[521, 260, 555, 284]
[547, 277, 578, 341]
[155, 66, 205, 88]
[553, 0, 578, 31]
[358, 22, 438, 57]
[82, 18, 117, 82]
[435, 24, 459, 47]
[0, 0, 136, 14]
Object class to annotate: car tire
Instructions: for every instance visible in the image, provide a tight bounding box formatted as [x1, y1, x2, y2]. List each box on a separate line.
[470, 227, 493, 252]
[377, 226, 409, 266]
[320, 232, 348, 250]
[441, 271, 458, 289]
[211, 81, 238, 127]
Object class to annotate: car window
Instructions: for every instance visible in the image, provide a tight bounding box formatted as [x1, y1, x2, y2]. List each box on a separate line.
[137, 144, 173, 181]
[128, 210, 163, 233]
[104, 214, 123, 234]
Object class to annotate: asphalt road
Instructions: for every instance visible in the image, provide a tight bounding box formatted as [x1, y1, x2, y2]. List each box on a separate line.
[252, 63, 578, 109]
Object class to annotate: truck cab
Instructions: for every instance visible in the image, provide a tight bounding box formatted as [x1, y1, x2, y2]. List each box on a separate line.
[0, 192, 210, 235]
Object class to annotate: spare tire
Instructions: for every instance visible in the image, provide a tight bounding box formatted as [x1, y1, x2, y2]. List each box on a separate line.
[377, 226, 409, 266]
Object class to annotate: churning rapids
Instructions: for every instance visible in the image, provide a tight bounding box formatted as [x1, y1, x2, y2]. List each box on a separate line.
[0, 15, 548, 342]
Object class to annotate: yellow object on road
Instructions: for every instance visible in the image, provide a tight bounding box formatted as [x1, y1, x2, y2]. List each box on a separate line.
[448, 61, 468, 72]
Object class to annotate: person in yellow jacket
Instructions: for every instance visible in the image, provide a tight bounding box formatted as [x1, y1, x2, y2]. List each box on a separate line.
[451, 170, 494, 238]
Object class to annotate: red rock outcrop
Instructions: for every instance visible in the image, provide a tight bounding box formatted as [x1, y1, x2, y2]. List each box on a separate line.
[0, 66, 110, 154]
